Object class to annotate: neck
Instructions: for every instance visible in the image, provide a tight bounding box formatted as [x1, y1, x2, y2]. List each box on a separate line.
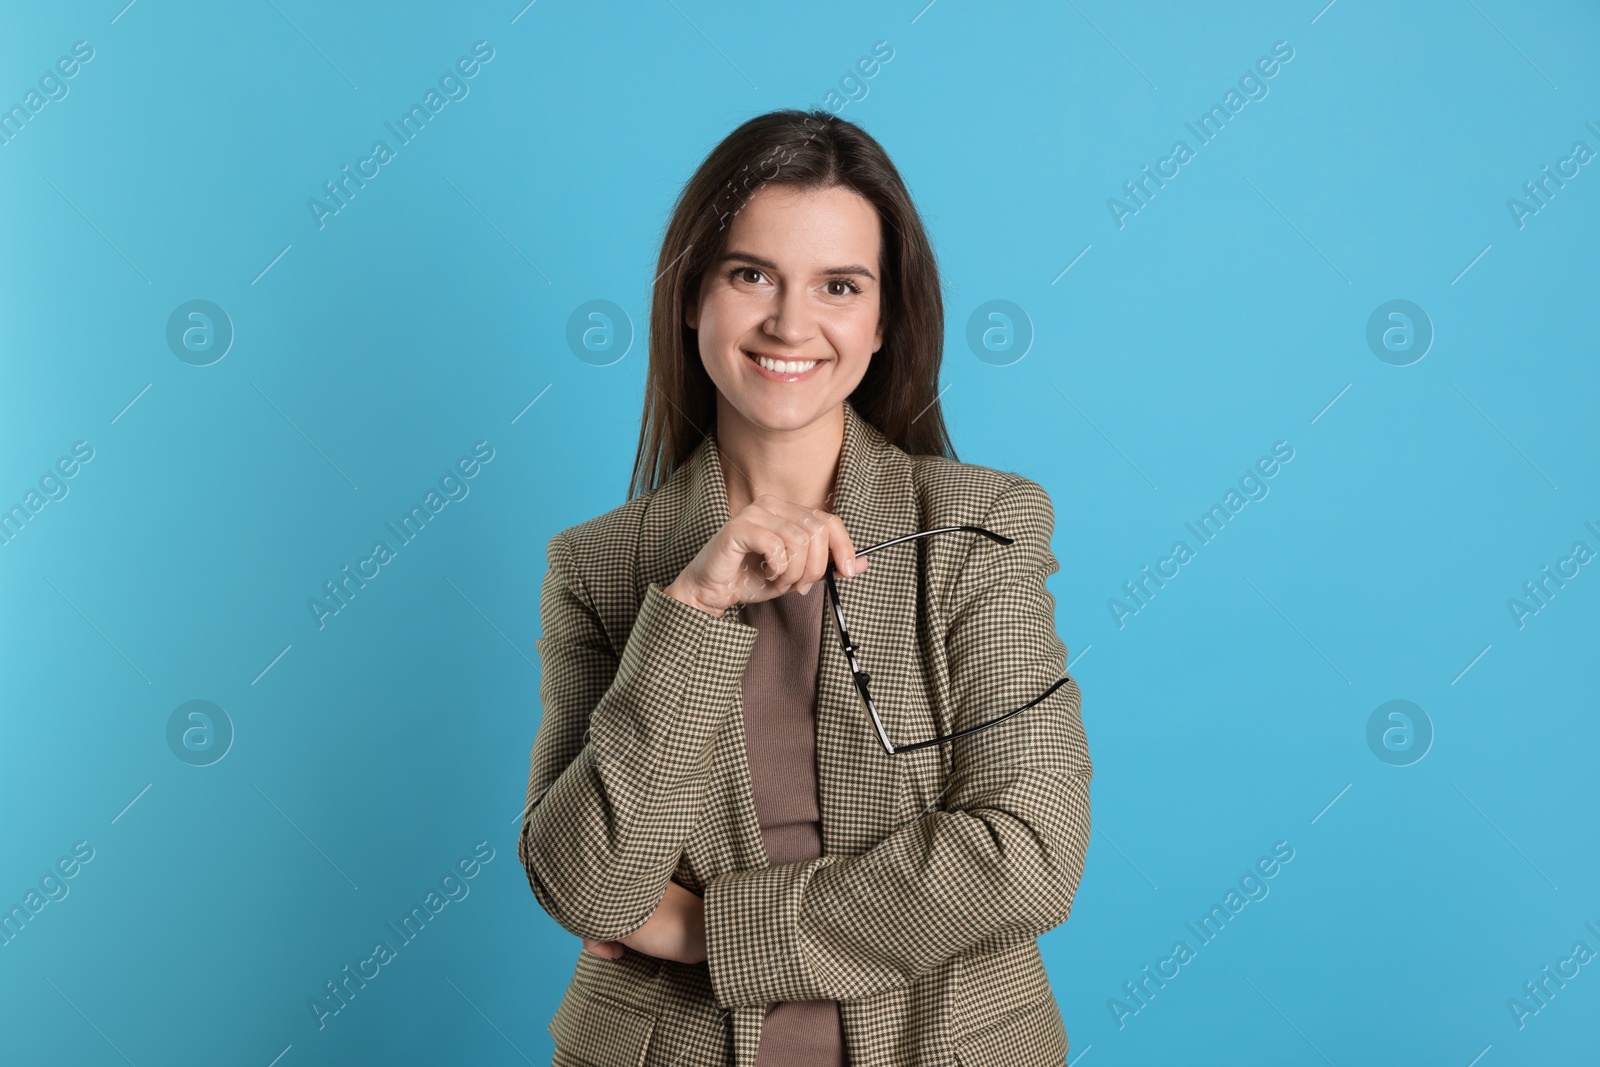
[715, 397, 845, 516]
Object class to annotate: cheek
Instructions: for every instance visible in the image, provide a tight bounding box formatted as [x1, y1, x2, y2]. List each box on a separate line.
[697, 293, 751, 347]
[829, 309, 880, 355]
[695, 300, 758, 382]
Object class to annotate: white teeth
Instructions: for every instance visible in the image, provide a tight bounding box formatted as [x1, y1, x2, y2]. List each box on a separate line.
[752, 353, 818, 374]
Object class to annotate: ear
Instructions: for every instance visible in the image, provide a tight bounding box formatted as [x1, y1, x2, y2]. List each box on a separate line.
[872, 316, 884, 354]
[685, 300, 698, 331]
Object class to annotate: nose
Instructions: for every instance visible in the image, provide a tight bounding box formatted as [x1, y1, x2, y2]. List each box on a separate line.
[763, 284, 816, 346]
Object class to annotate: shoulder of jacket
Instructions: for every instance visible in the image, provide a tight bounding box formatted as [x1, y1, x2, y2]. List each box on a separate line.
[907, 452, 1047, 525]
[542, 491, 652, 614]
[550, 492, 649, 556]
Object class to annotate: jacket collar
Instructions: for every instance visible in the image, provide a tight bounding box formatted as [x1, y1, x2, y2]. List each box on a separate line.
[662, 398, 893, 586]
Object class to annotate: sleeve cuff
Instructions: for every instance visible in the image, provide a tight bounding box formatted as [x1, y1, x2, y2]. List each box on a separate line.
[703, 855, 841, 1008]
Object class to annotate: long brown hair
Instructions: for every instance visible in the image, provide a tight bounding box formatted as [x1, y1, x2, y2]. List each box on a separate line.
[628, 108, 957, 500]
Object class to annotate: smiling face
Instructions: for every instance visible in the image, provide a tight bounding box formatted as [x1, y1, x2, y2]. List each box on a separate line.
[685, 182, 885, 434]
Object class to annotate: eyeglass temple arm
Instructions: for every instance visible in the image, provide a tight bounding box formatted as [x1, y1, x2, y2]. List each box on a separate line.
[824, 525, 1013, 574]
[886, 675, 1071, 755]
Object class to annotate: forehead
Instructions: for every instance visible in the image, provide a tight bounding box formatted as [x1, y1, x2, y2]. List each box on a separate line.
[723, 183, 882, 267]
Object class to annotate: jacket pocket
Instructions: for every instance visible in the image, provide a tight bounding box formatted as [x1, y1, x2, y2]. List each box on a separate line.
[549, 984, 656, 1067]
[953, 996, 1067, 1067]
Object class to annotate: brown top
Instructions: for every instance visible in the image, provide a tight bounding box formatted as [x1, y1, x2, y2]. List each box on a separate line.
[738, 580, 847, 1067]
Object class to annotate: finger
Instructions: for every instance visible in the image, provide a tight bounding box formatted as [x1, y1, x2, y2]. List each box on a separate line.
[737, 507, 810, 593]
[824, 512, 866, 577]
[797, 510, 829, 594]
[750, 517, 808, 594]
[727, 516, 791, 591]
[754, 496, 850, 591]
[731, 560, 762, 605]
[776, 516, 812, 591]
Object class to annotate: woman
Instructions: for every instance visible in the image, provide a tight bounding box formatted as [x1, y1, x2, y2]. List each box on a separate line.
[518, 108, 1092, 1067]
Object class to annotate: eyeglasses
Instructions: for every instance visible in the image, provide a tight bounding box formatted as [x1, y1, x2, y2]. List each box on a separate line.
[823, 525, 1072, 756]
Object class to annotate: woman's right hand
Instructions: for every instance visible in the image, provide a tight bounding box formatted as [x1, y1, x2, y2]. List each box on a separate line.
[664, 493, 868, 616]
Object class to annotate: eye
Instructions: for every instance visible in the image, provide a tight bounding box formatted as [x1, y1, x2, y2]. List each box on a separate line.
[827, 278, 864, 296]
[727, 267, 766, 285]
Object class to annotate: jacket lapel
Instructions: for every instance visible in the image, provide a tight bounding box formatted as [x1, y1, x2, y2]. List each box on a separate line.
[639, 400, 917, 885]
[814, 400, 918, 856]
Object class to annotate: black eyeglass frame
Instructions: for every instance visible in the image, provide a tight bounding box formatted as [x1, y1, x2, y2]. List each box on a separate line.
[822, 524, 1072, 756]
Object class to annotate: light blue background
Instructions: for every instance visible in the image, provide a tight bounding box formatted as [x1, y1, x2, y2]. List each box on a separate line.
[2, 1, 1596, 1064]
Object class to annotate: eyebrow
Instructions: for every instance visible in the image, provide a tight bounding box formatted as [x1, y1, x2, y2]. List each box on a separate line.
[718, 250, 876, 281]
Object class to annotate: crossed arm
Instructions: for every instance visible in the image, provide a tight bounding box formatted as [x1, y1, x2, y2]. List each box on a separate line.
[517, 476, 1093, 1008]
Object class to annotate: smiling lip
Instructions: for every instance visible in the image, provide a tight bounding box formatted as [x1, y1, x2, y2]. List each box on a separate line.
[745, 349, 826, 382]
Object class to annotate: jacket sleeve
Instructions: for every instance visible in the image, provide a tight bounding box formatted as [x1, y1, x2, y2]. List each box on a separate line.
[517, 527, 760, 942]
[701, 475, 1092, 1007]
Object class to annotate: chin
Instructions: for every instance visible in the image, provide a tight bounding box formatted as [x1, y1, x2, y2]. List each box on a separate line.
[725, 394, 833, 433]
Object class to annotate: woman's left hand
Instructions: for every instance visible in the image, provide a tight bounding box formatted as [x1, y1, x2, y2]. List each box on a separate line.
[582, 879, 706, 964]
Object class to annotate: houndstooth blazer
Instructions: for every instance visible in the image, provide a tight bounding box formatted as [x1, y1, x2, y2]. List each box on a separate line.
[518, 398, 1092, 1067]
